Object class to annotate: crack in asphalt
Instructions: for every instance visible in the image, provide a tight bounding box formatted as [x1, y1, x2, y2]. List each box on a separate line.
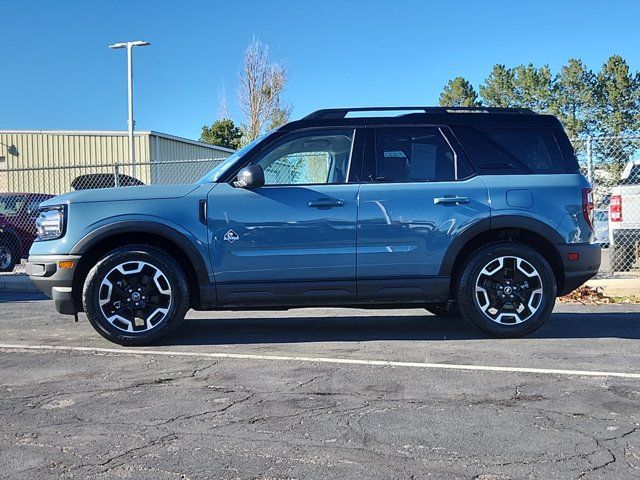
[97, 433, 180, 469]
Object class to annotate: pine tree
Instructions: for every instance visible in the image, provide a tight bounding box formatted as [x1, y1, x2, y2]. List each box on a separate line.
[439, 77, 481, 107]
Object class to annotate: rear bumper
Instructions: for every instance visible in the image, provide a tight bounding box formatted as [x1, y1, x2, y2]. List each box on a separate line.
[556, 243, 601, 296]
[26, 255, 80, 315]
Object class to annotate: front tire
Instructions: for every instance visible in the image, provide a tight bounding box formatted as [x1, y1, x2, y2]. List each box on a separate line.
[0, 240, 18, 272]
[456, 242, 556, 338]
[82, 245, 189, 346]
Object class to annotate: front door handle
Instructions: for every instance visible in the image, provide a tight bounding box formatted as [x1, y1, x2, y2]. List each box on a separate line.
[434, 196, 470, 205]
[198, 199, 207, 224]
[308, 198, 345, 208]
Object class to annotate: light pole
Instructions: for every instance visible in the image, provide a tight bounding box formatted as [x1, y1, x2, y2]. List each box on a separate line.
[109, 40, 150, 178]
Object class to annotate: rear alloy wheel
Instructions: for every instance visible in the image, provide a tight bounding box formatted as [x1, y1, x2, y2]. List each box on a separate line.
[457, 242, 556, 337]
[0, 241, 18, 273]
[83, 246, 189, 346]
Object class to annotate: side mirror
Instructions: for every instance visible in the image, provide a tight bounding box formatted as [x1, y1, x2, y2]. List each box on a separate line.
[234, 164, 265, 188]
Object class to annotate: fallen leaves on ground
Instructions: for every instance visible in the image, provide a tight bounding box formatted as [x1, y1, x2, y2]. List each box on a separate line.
[558, 285, 615, 305]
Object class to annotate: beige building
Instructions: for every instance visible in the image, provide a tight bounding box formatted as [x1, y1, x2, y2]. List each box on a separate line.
[0, 130, 233, 194]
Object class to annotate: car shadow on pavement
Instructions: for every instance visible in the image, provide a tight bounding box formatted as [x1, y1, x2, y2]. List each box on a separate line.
[166, 311, 640, 345]
[0, 292, 48, 304]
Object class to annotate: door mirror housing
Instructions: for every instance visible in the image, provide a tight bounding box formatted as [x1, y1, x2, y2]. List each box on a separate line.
[234, 165, 265, 188]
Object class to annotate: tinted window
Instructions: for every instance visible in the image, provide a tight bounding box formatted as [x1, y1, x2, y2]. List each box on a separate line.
[480, 128, 566, 173]
[553, 129, 580, 173]
[451, 126, 567, 174]
[374, 128, 456, 182]
[253, 129, 353, 185]
[450, 126, 529, 174]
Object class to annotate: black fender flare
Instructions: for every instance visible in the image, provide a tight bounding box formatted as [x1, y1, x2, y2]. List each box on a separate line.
[491, 215, 565, 244]
[70, 221, 211, 285]
[438, 218, 490, 276]
[438, 215, 564, 276]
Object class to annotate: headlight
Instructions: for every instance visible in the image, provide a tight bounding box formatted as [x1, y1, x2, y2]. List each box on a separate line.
[35, 207, 66, 241]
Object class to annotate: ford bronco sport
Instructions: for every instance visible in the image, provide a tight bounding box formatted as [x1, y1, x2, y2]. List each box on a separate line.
[27, 107, 601, 345]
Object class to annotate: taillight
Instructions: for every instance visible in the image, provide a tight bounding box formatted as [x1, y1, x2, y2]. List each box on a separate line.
[610, 195, 622, 222]
[582, 188, 594, 229]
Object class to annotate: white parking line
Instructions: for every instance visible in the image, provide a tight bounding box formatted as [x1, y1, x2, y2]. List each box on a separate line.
[1, 343, 639, 379]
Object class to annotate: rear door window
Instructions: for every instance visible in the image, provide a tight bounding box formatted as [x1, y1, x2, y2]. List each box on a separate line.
[373, 127, 457, 183]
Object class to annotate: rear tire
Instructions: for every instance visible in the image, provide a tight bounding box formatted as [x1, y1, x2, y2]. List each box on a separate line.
[456, 242, 556, 338]
[82, 245, 189, 346]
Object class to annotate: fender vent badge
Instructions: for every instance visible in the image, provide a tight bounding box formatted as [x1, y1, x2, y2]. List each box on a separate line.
[224, 229, 240, 243]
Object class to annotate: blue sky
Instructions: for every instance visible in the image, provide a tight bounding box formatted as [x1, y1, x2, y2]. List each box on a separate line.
[2, 0, 639, 140]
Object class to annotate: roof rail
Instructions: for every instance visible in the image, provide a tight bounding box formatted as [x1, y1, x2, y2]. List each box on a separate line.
[303, 106, 536, 120]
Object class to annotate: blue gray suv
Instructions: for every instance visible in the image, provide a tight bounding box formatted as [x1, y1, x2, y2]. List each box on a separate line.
[27, 107, 601, 345]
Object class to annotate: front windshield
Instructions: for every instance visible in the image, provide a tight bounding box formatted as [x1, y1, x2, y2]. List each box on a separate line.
[0, 194, 26, 216]
[197, 136, 264, 184]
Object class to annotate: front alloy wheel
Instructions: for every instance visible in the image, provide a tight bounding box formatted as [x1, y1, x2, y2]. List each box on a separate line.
[457, 242, 556, 337]
[83, 246, 189, 346]
[98, 261, 173, 333]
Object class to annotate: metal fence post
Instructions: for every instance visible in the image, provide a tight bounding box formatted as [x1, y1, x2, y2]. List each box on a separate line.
[114, 163, 120, 188]
[586, 136, 593, 186]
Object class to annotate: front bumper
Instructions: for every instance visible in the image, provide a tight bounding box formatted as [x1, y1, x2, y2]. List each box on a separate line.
[26, 255, 81, 315]
[556, 243, 601, 296]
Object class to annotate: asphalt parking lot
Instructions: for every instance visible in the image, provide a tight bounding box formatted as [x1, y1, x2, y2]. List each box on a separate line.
[0, 293, 639, 479]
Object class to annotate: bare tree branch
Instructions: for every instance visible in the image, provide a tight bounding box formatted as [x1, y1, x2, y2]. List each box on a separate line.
[217, 80, 230, 120]
[238, 37, 288, 143]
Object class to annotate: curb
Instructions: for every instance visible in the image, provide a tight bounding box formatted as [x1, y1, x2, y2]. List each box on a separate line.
[0, 275, 40, 293]
[586, 278, 640, 298]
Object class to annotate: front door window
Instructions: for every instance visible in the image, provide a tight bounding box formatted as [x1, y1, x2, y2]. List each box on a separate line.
[253, 129, 354, 185]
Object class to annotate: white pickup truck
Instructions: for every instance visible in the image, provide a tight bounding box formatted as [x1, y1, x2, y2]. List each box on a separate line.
[609, 160, 640, 271]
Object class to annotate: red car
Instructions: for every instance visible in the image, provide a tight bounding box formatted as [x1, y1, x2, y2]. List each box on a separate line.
[0, 193, 54, 272]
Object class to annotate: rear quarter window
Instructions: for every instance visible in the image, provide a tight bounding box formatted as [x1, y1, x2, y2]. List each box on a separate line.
[480, 128, 567, 174]
[451, 126, 568, 174]
[552, 129, 580, 173]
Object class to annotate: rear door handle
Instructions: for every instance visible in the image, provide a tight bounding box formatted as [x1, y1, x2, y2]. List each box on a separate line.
[308, 198, 345, 208]
[434, 196, 470, 205]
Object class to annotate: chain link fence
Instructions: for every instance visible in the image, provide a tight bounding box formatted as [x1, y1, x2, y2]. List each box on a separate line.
[1, 135, 640, 276]
[573, 135, 640, 274]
